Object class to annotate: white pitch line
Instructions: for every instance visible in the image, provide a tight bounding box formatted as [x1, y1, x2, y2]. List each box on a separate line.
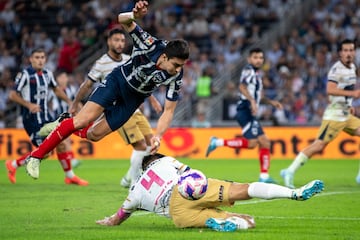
[256, 216, 360, 221]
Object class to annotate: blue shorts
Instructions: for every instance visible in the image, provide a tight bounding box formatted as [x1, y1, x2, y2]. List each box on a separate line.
[236, 106, 264, 139]
[22, 114, 54, 147]
[88, 68, 147, 131]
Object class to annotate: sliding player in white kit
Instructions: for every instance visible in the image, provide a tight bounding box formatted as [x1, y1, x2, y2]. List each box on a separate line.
[96, 153, 324, 232]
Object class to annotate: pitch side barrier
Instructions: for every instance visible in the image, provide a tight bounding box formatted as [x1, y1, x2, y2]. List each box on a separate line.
[0, 127, 358, 160]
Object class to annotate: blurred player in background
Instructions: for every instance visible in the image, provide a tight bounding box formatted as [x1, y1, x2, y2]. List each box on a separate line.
[24, 1, 189, 180]
[5, 48, 88, 185]
[281, 39, 360, 188]
[206, 48, 282, 183]
[96, 153, 324, 232]
[46, 71, 81, 168]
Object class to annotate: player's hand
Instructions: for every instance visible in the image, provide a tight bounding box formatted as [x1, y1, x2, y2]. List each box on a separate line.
[133, 1, 148, 19]
[150, 136, 161, 154]
[96, 214, 120, 226]
[27, 103, 41, 113]
[352, 90, 360, 98]
[69, 101, 82, 116]
[250, 100, 258, 116]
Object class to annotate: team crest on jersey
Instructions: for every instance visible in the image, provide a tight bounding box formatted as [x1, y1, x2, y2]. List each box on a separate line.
[145, 36, 154, 46]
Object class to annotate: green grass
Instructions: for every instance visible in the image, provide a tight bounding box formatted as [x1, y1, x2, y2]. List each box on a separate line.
[1, 159, 360, 240]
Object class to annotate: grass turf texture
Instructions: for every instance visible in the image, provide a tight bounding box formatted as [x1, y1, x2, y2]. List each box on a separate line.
[1, 159, 359, 240]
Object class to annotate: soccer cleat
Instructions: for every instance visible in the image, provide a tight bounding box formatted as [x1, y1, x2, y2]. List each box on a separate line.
[205, 137, 218, 157]
[39, 112, 71, 137]
[65, 175, 89, 186]
[5, 160, 17, 184]
[280, 169, 295, 189]
[259, 176, 277, 184]
[225, 216, 249, 230]
[356, 174, 360, 184]
[205, 218, 237, 232]
[291, 180, 324, 201]
[25, 156, 41, 179]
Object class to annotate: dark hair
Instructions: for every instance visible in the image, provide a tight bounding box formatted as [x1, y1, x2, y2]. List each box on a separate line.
[142, 153, 166, 170]
[337, 39, 355, 52]
[31, 48, 46, 55]
[108, 28, 125, 38]
[164, 39, 189, 60]
[248, 47, 264, 56]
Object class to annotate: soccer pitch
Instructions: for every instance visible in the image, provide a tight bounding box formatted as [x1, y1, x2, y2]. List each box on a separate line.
[1, 159, 359, 240]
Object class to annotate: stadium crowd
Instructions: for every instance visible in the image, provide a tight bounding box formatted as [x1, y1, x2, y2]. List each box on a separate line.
[1, 0, 360, 128]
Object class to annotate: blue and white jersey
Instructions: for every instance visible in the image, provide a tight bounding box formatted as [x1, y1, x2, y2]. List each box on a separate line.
[120, 25, 183, 101]
[237, 64, 262, 109]
[14, 66, 57, 124]
[52, 85, 77, 117]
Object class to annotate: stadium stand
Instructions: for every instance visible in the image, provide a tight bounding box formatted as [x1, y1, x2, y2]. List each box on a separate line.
[1, 0, 360, 127]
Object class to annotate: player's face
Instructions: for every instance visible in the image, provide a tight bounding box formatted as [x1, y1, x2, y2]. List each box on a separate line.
[160, 56, 186, 75]
[339, 43, 355, 67]
[248, 52, 264, 68]
[30, 52, 46, 71]
[108, 33, 126, 55]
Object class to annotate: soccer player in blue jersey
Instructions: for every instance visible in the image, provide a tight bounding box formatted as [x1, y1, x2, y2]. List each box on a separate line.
[5, 48, 88, 185]
[24, 0, 189, 179]
[206, 48, 282, 183]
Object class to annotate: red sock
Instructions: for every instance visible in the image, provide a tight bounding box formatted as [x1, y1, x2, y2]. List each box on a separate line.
[224, 138, 249, 149]
[31, 118, 76, 158]
[73, 122, 93, 138]
[15, 154, 29, 167]
[259, 148, 270, 173]
[57, 151, 73, 171]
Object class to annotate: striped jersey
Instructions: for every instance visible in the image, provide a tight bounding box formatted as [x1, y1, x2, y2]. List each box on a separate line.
[122, 156, 189, 218]
[323, 60, 357, 121]
[120, 25, 183, 101]
[14, 66, 57, 124]
[51, 85, 77, 117]
[237, 64, 262, 108]
[88, 53, 130, 84]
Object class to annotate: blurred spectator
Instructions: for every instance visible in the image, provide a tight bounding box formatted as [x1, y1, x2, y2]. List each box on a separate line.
[57, 28, 81, 73]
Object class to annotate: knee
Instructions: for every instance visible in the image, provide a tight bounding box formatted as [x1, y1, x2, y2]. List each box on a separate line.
[73, 117, 91, 129]
[87, 131, 102, 142]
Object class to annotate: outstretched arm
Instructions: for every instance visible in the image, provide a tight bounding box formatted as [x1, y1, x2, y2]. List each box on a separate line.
[96, 208, 131, 226]
[118, 0, 148, 32]
[150, 99, 177, 154]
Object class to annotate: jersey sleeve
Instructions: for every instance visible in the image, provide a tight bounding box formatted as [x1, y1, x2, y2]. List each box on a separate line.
[239, 67, 252, 85]
[87, 61, 103, 82]
[47, 71, 58, 88]
[128, 25, 159, 50]
[121, 188, 141, 213]
[165, 71, 183, 101]
[327, 65, 340, 83]
[14, 70, 28, 92]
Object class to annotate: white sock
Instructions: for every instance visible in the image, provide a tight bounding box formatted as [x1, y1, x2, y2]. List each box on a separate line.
[128, 149, 149, 184]
[215, 138, 224, 146]
[248, 182, 292, 199]
[287, 152, 308, 173]
[65, 170, 75, 178]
